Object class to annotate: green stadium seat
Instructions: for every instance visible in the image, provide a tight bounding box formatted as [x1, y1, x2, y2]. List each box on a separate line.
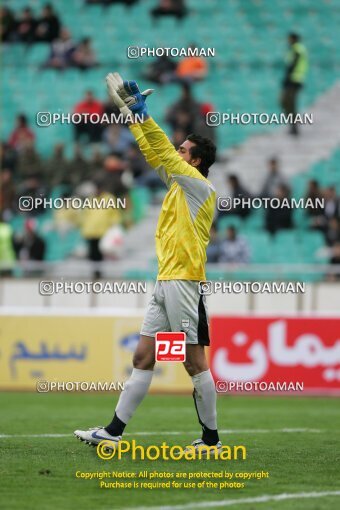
[217, 215, 243, 233]
[130, 187, 151, 223]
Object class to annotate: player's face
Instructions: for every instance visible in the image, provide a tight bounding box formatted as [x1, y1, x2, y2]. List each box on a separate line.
[177, 140, 201, 168]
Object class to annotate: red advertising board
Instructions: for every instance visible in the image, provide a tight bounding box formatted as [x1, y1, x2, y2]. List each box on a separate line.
[210, 317, 340, 394]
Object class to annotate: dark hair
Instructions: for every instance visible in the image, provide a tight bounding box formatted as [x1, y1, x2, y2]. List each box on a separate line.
[18, 114, 28, 126]
[186, 134, 216, 177]
[289, 32, 300, 42]
[278, 183, 290, 196]
[227, 225, 236, 236]
[228, 174, 239, 186]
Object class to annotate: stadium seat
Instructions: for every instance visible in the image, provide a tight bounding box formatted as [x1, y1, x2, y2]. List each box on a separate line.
[217, 215, 243, 233]
[130, 187, 151, 223]
[4, 0, 340, 154]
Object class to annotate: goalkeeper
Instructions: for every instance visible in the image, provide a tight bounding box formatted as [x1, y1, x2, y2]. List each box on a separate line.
[75, 73, 221, 455]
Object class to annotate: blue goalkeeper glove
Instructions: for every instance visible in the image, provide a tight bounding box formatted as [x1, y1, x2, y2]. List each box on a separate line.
[123, 80, 154, 117]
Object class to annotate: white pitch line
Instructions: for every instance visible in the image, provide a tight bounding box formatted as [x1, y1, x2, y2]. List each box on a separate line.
[0, 434, 71, 438]
[126, 491, 340, 510]
[0, 428, 322, 439]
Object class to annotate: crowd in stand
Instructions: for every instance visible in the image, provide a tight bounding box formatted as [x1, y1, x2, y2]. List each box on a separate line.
[206, 225, 250, 265]
[213, 157, 340, 272]
[1, 4, 98, 70]
[1, 104, 340, 271]
[1, 1, 339, 276]
[219, 158, 340, 242]
[1, 4, 61, 43]
[1, 72, 216, 216]
[84, 0, 188, 22]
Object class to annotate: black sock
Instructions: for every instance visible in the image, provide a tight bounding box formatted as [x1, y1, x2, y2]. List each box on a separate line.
[105, 413, 126, 436]
[202, 425, 219, 446]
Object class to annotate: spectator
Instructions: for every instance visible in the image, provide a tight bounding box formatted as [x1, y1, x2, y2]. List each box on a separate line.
[260, 158, 287, 198]
[325, 218, 340, 247]
[193, 101, 217, 143]
[73, 90, 104, 143]
[280, 33, 308, 135]
[72, 37, 98, 70]
[143, 55, 177, 84]
[328, 242, 340, 281]
[176, 44, 208, 84]
[305, 179, 324, 229]
[13, 219, 46, 262]
[0, 169, 16, 218]
[103, 155, 129, 199]
[172, 128, 189, 149]
[8, 114, 35, 153]
[17, 175, 47, 216]
[219, 174, 252, 218]
[151, 0, 187, 22]
[323, 186, 340, 223]
[219, 226, 250, 264]
[43, 27, 76, 69]
[206, 223, 221, 263]
[125, 143, 149, 182]
[1, 142, 18, 172]
[0, 6, 16, 42]
[45, 143, 68, 186]
[165, 84, 201, 136]
[103, 124, 134, 154]
[80, 177, 122, 279]
[103, 92, 120, 120]
[265, 184, 293, 234]
[16, 143, 43, 179]
[125, 143, 163, 191]
[0, 212, 16, 276]
[173, 110, 195, 138]
[68, 145, 91, 186]
[88, 148, 104, 175]
[35, 3, 61, 43]
[15, 7, 37, 44]
[103, 155, 133, 227]
[85, 0, 138, 6]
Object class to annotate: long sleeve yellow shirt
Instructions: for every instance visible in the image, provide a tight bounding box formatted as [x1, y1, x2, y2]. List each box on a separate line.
[129, 118, 215, 281]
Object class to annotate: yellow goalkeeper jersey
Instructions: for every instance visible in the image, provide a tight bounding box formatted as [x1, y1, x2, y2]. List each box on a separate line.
[129, 118, 216, 281]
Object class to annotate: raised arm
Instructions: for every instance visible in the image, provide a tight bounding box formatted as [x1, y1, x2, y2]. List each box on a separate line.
[105, 73, 205, 183]
[129, 122, 161, 169]
[129, 122, 172, 188]
[139, 117, 203, 181]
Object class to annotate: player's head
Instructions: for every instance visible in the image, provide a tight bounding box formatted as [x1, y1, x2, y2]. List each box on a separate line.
[177, 134, 216, 177]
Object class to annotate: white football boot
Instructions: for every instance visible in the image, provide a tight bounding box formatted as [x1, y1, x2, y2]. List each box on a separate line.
[74, 426, 121, 449]
[185, 438, 223, 458]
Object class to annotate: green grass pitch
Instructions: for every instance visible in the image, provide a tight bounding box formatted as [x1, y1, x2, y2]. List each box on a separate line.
[1, 393, 340, 510]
